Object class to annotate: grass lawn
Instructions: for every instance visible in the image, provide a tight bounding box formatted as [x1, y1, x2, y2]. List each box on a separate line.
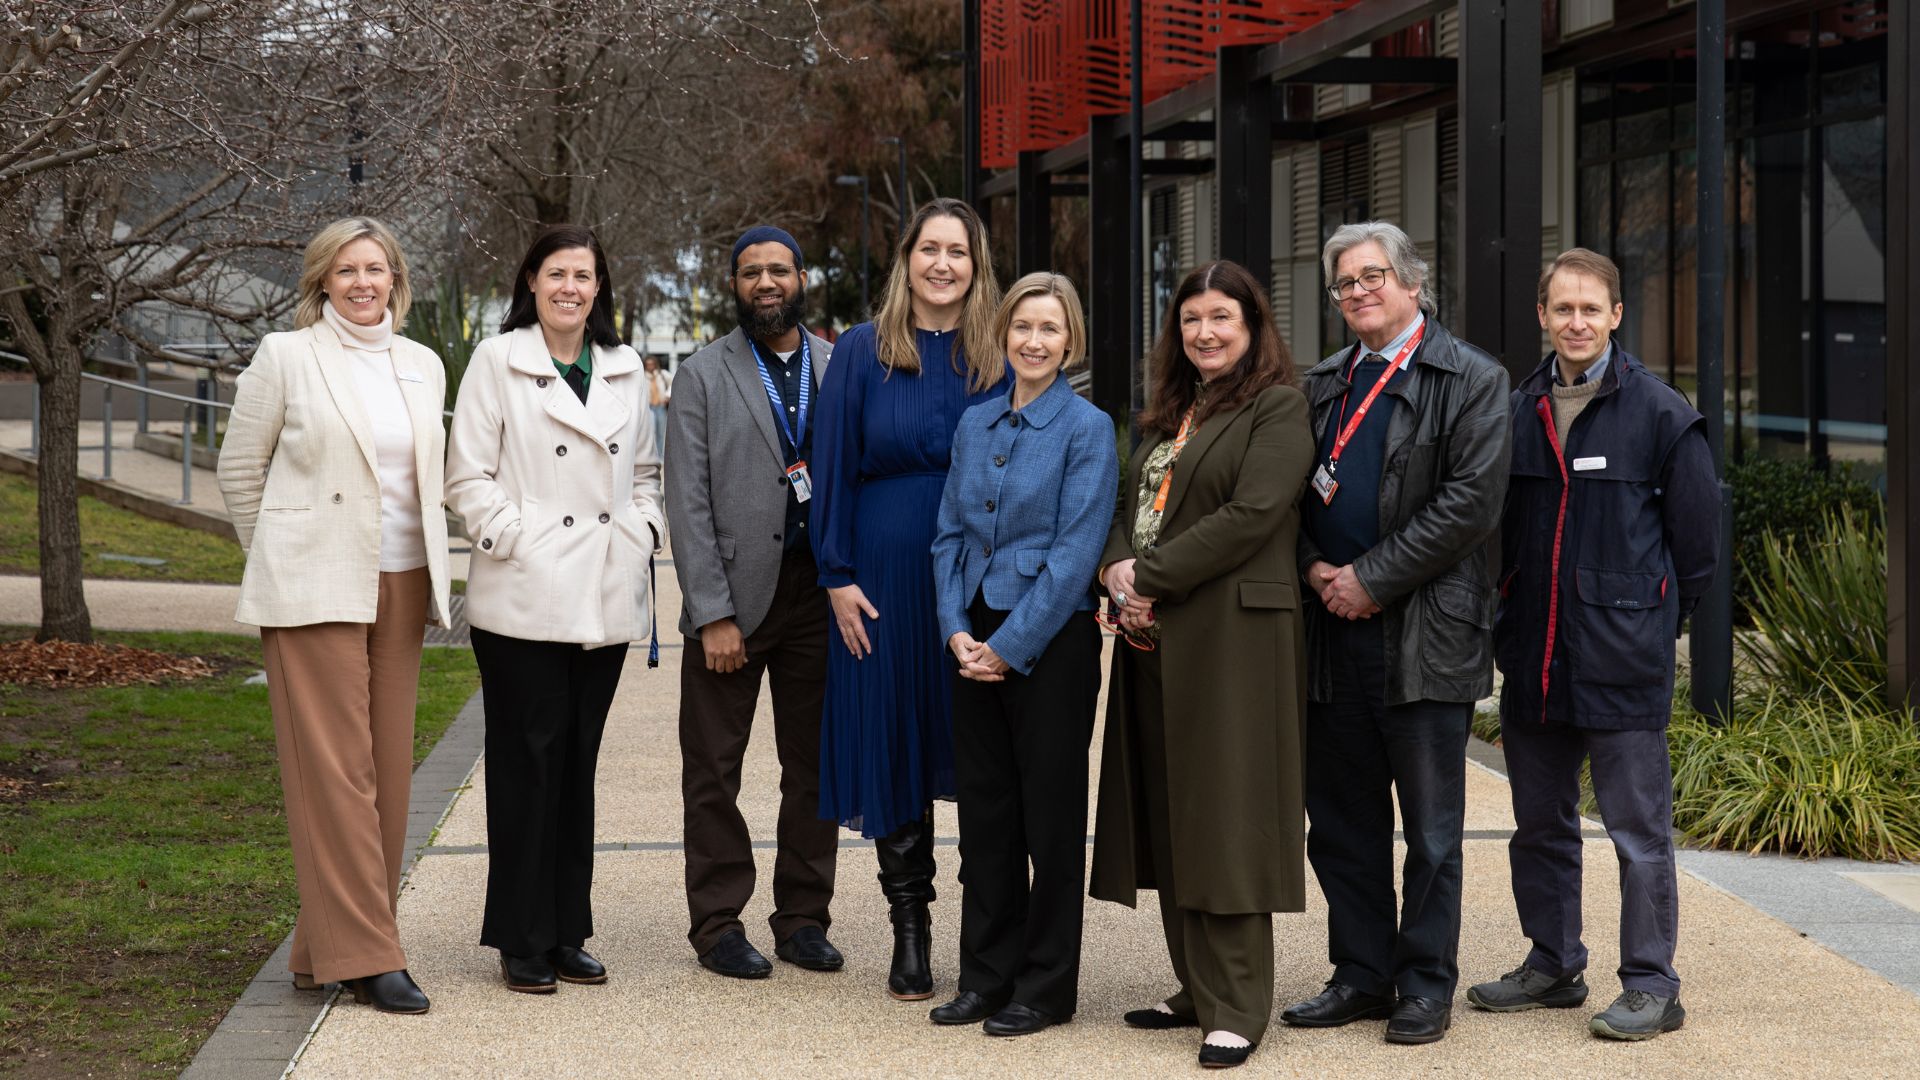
[0, 473, 247, 585]
[0, 629, 478, 1077]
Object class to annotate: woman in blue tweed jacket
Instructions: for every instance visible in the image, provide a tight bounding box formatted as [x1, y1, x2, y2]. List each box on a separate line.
[927, 272, 1119, 1037]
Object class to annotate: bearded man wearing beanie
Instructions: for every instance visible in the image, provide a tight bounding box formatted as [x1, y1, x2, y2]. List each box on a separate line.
[668, 226, 843, 979]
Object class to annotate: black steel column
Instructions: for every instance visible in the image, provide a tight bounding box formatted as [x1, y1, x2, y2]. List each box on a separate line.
[1089, 114, 1131, 415]
[1889, 1, 1920, 704]
[1015, 150, 1052, 276]
[1456, 0, 1542, 381]
[1216, 45, 1273, 286]
[1128, 0, 1145, 442]
[1691, 0, 1734, 720]
[963, 0, 981, 210]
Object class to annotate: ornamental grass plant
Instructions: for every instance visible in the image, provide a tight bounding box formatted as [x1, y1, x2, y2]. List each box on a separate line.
[1667, 507, 1920, 861]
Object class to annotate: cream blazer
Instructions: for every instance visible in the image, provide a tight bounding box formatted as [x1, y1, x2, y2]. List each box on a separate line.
[446, 326, 666, 647]
[217, 321, 454, 628]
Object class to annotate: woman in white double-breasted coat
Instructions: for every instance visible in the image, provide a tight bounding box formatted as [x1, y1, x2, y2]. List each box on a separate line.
[446, 224, 665, 995]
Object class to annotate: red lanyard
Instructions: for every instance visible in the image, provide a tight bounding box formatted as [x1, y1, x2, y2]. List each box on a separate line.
[1328, 323, 1425, 466]
[1151, 406, 1198, 513]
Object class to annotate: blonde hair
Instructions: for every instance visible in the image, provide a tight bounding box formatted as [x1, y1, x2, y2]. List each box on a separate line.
[294, 217, 413, 331]
[994, 272, 1088, 373]
[873, 198, 1003, 393]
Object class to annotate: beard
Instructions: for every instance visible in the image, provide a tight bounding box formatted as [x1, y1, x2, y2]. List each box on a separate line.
[735, 286, 808, 340]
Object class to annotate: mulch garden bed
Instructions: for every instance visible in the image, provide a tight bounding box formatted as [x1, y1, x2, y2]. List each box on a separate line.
[0, 638, 215, 689]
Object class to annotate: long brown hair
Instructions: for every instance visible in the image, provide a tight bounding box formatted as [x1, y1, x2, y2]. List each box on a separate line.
[873, 198, 1004, 393]
[1139, 260, 1294, 436]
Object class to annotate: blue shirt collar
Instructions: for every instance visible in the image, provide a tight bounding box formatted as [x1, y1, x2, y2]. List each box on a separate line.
[990, 373, 1073, 428]
[1357, 313, 1425, 371]
[1555, 342, 1612, 386]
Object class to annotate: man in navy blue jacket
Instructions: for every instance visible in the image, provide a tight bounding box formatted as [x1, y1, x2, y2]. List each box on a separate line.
[1467, 248, 1719, 1041]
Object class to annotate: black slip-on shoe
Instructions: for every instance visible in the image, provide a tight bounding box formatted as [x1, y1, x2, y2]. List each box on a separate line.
[1384, 995, 1452, 1044]
[499, 953, 557, 994]
[547, 945, 607, 985]
[1198, 1040, 1258, 1068]
[1281, 981, 1397, 1027]
[345, 969, 431, 1013]
[1122, 1005, 1199, 1030]
[698, 930, 773, 980]
[930, 990, 1004, 1025]
[775, 926, 845, 972]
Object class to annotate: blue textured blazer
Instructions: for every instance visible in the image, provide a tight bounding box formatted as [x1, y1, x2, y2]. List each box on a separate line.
[932, 374, 1119, 674]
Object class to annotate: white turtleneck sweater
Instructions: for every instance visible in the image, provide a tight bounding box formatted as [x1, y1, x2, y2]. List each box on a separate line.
[321, 302, 428, 572]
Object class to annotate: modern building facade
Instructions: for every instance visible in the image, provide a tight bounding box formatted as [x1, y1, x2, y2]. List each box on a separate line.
[961, 0, 1917, 695]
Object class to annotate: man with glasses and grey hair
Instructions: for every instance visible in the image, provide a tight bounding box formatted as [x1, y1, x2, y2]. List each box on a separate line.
[1280, 220, 1511, 1045]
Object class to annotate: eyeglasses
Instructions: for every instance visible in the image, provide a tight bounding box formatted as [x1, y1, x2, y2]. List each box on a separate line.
[1326, 266, 1392, 302]
[736, 264, 796, 283]
[1095, 607, 1156, 652]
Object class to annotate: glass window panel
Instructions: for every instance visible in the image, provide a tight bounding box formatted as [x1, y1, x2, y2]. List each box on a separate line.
[1750, 130, 1810, 458]
[1820, 116, 1887, 474]
[1613, 154, 1669, 366]
[1579, 163, 1611, 255]
[1672, 149, 1698, 390]
[1820, 64, 1881, 112]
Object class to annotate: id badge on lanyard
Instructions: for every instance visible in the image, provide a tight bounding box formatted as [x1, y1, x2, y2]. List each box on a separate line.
[787, 461, 813, 502]
[753, 335, 813, 500]
[1318, 323, 1425, 506]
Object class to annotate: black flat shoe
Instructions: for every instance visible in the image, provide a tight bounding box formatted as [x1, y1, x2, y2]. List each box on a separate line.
[698, 930, 773, 980]
[982, 1001, 1070, 1037]
[500, 952, 557, 994]
[1198, 1040, 1258, 1069]
[344, 969, 430, 1014]
[930, 990, 1004, 1025]
[546, 945, 607, 985]
[1384, 995, 1452, 1044]
[1281, 980, 1397, 1027]
[775, 926, 845, 972]
[1123, 1005, 1199, 1030]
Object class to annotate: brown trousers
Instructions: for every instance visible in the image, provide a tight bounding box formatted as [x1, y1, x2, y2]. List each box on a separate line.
[260, 568, 428, 984]
[680, 547, 838, 953]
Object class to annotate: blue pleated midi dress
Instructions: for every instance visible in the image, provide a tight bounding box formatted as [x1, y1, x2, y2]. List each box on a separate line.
[810, 324, 1002, 838]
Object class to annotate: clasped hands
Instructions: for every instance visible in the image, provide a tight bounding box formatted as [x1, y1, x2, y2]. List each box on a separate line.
[1308, 559, 1380, 620]
[948, 632, 1009, 682]
[1100, 558, 1158, 632]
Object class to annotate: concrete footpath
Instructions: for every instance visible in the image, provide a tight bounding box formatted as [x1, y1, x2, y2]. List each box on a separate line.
[145, 561, 1920, 1079]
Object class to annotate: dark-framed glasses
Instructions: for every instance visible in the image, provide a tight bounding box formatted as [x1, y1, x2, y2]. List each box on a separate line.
[737, 264, 796, 283]
[1326, 266, 1392, 302]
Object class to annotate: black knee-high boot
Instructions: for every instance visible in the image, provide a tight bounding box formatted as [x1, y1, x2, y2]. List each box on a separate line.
[875, 808, 936, 1000]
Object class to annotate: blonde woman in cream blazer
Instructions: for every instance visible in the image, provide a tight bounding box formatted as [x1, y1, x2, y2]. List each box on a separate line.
[446, 224, 665, 996]
[217, 217, 451, 1016]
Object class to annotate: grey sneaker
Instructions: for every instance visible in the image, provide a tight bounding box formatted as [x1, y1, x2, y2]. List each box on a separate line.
[1466, 963, 1589, 1012]
[1589, 990, 1685, 1040]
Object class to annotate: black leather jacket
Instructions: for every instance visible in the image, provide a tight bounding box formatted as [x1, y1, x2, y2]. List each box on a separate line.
[1297, 319, 1512, 706]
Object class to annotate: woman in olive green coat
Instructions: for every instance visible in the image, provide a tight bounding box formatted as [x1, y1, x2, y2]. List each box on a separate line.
[1091, 260, 1314, 1070]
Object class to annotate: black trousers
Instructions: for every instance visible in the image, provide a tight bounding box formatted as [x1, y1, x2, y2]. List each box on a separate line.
[949, 602, 1099, 1017]
[1500, 719, 1680, 997]
[1304, 617, 1470, 1001]
[680, 547, 838, 953]
[471, 626, 627, 957]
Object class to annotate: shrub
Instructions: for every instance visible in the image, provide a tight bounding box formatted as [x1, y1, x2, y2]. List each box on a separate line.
[1728, 456, 1880, 619]
[1739, 507, 1885, 701]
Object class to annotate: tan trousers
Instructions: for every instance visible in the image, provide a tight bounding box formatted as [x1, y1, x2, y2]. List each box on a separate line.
[260, 568, 428, 983]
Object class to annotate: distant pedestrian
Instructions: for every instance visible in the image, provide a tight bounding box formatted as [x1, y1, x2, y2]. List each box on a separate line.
[1466, 247, 1718, 1041]
[446, 224, 666, 995]
[645, 354, 673, 460]
[810, 197, 1004, 1001]
[1282, 220, 1510, 1046]
[217, 216, 453, 1015]
[1090, 259, 1314, 1070]
[927, 272, 1116, 1037]
[668, 225, 842, 981]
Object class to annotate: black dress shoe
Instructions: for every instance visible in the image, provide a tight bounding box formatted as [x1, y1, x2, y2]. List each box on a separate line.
[1281, 981, 1397, 1027]
[775, 926, 844, 972]
[698, 930, 773, 980]
[1385, 995, 1453, 1044]
[929, 990, 1003, 1025]
[983, 1001, 1070, 1037]
[1198, 1040, 1258, 1069]
[344, 969, 430, 1014]
[500, 952, 557, 994]
[1123, 1005, 1199, 1030]
[546, 945, 607, 984]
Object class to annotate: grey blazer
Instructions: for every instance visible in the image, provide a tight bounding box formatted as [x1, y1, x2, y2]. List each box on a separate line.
[666, 326, 832, 639]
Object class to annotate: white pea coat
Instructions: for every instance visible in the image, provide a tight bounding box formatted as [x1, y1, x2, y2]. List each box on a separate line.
[446, 325, 666, 647]
[217, 321, 454, 629]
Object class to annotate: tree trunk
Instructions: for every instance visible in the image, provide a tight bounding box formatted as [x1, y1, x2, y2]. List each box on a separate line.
[36, 351, 92, 643]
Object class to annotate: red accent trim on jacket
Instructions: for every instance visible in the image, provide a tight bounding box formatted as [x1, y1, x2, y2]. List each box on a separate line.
[1535, 397, 1571, 723]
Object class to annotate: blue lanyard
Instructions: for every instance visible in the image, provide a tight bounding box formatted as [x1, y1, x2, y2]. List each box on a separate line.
[749, 334, 811, 454]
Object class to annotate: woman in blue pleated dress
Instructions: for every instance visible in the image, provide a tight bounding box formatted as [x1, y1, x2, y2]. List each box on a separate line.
[810, 197, 1004, 1002]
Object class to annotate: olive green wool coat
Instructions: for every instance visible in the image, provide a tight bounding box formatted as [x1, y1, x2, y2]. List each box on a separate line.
[1089, 384, 1315, 915]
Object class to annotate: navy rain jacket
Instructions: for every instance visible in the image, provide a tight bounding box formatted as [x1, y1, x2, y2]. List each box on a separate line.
[1494, 348, 1720, 730]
